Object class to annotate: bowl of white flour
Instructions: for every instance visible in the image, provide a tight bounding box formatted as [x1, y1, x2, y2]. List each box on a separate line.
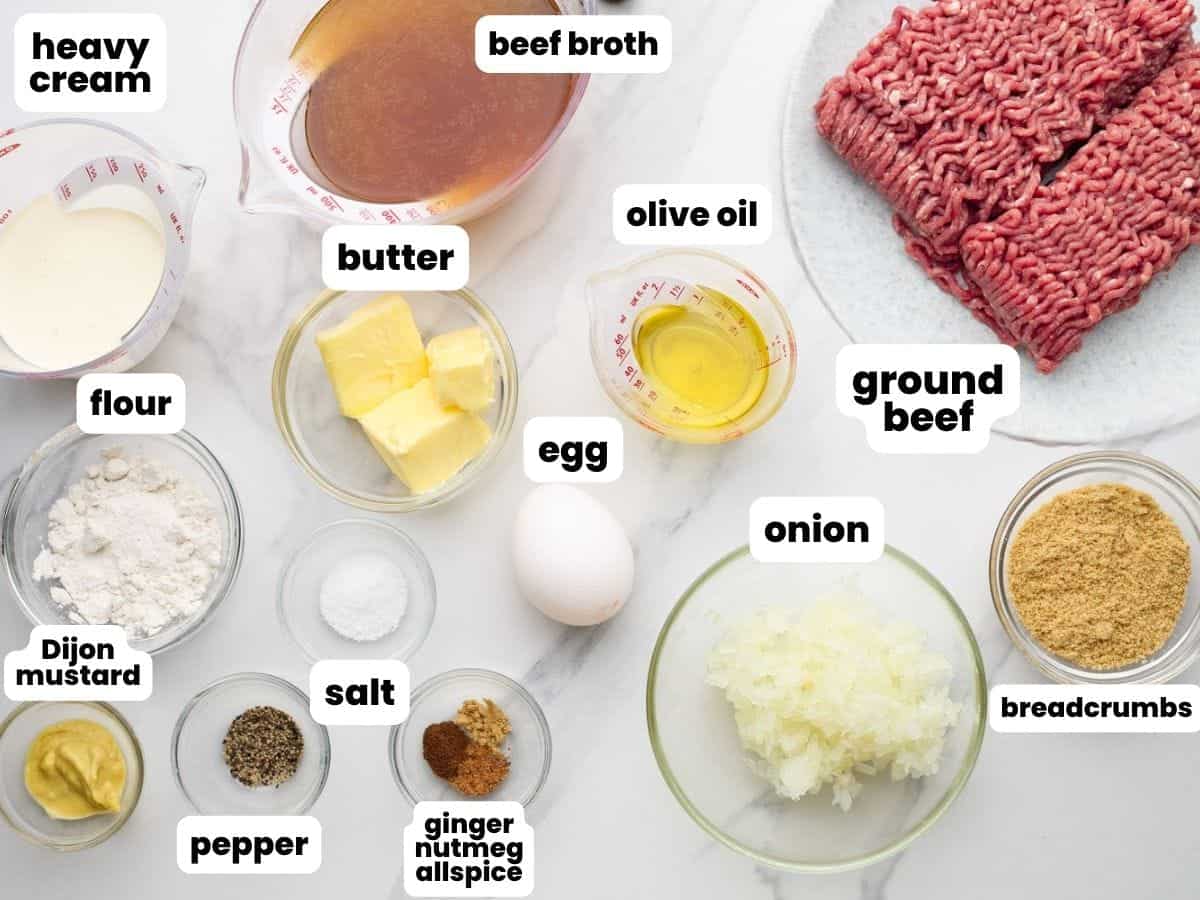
[1, 426, 244, 655]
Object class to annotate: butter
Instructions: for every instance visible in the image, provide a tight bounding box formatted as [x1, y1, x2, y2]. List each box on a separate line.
[359, 379, 492, 493]
[316, 293, 428, 417]
[24, 719, 126, 820]
[426, 327, 496, 412]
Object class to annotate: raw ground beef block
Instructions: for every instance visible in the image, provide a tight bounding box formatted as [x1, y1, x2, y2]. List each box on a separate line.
[815, 0, 1194, 338]
[961, 47, 1200, 372]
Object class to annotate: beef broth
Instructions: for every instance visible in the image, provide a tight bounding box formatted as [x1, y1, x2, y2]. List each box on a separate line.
[299, 0, 575, 205]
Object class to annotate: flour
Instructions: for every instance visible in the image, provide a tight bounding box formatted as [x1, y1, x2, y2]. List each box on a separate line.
[319, 553, 408, 642]
[32, 447, 223, 639]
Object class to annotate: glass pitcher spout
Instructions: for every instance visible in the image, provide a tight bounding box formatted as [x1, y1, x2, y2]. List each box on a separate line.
[238, 144, 311, 217]
[172, 162, 207, 224]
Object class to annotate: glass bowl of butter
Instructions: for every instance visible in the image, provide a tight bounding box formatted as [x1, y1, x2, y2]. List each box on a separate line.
[0, 701, 144, 851]
[272, 289, 518, 512]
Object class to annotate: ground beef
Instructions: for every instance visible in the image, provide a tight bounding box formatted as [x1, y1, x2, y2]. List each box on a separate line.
[815, 0, 1195, 355]
[961, 47, 1200, 372]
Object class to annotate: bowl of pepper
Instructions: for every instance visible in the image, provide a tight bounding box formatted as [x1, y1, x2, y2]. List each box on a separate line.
[172, 672, 331, 814]
[390, 669, 551, 806]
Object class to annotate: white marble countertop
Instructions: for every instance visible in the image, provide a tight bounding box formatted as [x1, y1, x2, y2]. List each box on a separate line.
[3, 0, 1200, 897]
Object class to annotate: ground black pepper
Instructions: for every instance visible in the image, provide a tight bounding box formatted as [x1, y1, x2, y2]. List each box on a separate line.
[223, 705, 304, 788]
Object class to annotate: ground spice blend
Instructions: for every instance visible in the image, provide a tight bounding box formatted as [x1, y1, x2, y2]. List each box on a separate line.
[455, 698, 511, 751]
[1007, 483, 1192, 670]
[223, 705, 305, 787]
[422, 721, 469, 779]
[450, 742, 511, 797]
[420, 697, 513, 798]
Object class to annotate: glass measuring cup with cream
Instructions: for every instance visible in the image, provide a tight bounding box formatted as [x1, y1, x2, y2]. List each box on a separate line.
[234, 0, 594, 226]
[0, 120, 205, 378]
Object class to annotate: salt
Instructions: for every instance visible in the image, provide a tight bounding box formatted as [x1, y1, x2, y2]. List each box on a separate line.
[319, 553, 408, 642]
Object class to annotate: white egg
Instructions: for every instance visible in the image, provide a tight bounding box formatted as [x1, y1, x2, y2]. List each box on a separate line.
[511, 484, 634, 626]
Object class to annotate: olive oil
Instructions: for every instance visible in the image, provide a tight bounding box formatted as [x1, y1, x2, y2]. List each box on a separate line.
[631, 286, 769, 430]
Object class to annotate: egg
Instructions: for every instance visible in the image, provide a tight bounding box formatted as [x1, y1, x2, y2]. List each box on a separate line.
[511, 484, 634, 626]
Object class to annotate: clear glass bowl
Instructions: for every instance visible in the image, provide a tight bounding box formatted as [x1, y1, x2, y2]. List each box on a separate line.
[390, 669, 551, 806]
[278, 518, 437, 661]
[172, 672, 331, 814]
[272, 289, 518, 512]
[647, 545, 987, 873]
[1, 426, 245, 656]
[990, 451, 1200, 684]
[233, 0, 594, 226]
[0, 701, 143, 851]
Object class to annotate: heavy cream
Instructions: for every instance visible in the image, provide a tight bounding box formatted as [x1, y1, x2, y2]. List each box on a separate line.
[0, 192, 165, 371]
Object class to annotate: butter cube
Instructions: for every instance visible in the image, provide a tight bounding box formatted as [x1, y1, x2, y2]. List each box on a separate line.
[359, 379, 492, 494]
[426, 327, 496, 412]
[316, 294, 428, 417]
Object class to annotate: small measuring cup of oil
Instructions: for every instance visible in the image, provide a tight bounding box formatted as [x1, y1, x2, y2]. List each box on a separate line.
[586, 249, 797, 444]
[0, 119, 205, 379]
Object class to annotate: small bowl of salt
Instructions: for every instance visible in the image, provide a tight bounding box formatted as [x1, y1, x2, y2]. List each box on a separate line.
[277, 519, 436, 661]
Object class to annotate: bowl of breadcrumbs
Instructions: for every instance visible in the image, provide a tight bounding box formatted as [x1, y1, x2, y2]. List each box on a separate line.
[991, 452, 1200, 684]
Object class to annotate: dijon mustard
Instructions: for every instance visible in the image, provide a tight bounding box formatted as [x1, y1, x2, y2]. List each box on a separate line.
[24, 719, 126, 820]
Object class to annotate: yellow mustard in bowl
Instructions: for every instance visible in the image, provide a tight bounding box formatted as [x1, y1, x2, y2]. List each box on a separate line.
[24, 719, 126, 819]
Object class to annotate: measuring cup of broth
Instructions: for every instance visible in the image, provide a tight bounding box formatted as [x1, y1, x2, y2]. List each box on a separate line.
[0, 119, 205, 379]
[586, 250, 798, 444]
[234, 0, 594, 227]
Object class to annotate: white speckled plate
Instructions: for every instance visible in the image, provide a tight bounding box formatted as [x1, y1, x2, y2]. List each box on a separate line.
[782, 0, 1200, 445]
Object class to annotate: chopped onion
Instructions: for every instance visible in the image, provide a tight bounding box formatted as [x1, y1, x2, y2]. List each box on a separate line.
[706, 600, 960, 811]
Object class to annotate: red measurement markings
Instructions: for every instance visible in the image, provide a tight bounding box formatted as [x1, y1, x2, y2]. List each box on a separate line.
[156, 183, 166, 195]
[134, 161, 149, 183]
[272, 149, 301, 177]
[271, 74, 304, 115]
[406, 208, 422, 221]
[0, 129, 14, 138]
[736, 277, 760, 299]
[0, 143, 20, 159]
[381, 209, 399, 224]
[0, 208, 13, 226]
[106, 157, 120, 175]
[358, 208, 376, 222]
[85, 163, 99, 182]
[320, 194, 344, 213]
[170, 211, 185, 243]
[59, 183, 73, 201]
[756, 336, 792, 370]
